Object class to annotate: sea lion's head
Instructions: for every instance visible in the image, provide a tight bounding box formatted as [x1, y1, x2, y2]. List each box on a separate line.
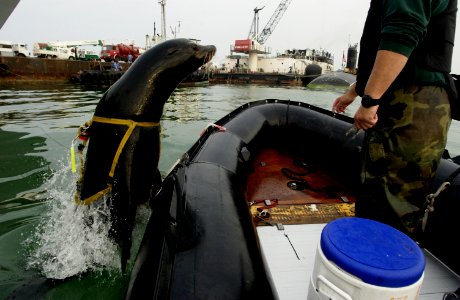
[95, 39, 216, 121]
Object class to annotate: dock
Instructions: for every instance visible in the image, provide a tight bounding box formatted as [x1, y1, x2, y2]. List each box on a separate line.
[1, 56, 320, 86]
[210, 71, 318, 86]
[0, 56, 127, 82]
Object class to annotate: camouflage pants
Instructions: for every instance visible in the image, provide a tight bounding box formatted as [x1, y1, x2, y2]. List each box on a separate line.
[357, 85, 451, 232]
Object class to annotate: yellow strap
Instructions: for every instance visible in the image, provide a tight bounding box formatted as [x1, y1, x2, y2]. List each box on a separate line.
[91, 116, 160, 128]
[91, 116, 161, 177]
[76, 116, 161, 205]
[110, 123, 135, 177]
[75, 184, 112, 205]
[70, 144, 77, 173]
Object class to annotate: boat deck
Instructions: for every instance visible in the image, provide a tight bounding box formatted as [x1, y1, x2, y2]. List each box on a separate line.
[246, 148, 356, 226]
[257, 224, 460, 300]
[246, 148, 460, 299]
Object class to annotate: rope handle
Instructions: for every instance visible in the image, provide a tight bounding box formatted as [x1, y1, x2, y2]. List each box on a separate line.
[421, 165, 460, 231]
[199, 123, 226, 136]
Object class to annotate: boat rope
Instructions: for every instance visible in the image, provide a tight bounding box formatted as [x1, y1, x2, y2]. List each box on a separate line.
[72, 116, 161, 206]
[199, 122, 226, 136]
[284, 232, 300, 260]
[421, 166, 460, 231]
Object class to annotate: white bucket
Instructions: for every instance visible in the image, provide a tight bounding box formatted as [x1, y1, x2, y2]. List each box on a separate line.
[307, 217, 425, 300]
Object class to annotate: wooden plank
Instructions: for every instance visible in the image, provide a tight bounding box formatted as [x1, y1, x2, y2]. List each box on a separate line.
[251, 203, 355, 225]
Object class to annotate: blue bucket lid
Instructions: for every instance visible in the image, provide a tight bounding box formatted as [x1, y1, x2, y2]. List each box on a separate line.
[320, 217, 425, 288]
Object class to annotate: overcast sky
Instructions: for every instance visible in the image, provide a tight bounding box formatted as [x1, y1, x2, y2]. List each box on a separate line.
[2, 0, 460, 72]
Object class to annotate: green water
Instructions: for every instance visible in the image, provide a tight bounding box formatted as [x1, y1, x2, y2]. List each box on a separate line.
[0, 82, 459, 299]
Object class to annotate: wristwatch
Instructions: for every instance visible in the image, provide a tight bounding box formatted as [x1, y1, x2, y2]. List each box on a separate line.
[361, 95, 380, 108]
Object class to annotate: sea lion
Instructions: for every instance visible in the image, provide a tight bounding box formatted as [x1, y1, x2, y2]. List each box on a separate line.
[75, 38, 216, 271]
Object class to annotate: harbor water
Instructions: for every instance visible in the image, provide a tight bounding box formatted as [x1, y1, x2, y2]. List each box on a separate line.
[0, 82, 459, 299]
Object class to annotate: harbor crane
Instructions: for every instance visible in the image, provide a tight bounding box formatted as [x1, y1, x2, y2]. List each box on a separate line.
[248, 6, 265, 42]
[233, 0, 293, 72]
[248, 0, 293, 45]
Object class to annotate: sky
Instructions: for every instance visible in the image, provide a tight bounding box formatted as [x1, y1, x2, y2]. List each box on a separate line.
[2, 0, 460, 72]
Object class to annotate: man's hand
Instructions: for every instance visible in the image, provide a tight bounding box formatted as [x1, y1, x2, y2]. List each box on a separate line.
[332, 94, 356, 113]
[354, 105, 379, 129]
[332, 82, 358, 113]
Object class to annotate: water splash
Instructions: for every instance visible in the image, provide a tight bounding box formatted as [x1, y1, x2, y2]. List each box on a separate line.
[24, 160, 120, 280]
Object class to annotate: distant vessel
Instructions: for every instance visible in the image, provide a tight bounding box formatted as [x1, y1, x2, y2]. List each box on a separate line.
[212, 41, 334, 85]
[307, 43, 358, 89]
[221, 47, 333, 74]
[210, 1, 333, 85]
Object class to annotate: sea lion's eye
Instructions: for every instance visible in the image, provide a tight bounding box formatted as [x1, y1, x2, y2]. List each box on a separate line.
[168, 50, 178, 55]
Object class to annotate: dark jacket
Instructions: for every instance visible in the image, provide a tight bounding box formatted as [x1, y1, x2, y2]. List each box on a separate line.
[356, 0, 457, 96]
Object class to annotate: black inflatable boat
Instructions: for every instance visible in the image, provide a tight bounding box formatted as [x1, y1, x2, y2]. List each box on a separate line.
[125, 99, 460, 299]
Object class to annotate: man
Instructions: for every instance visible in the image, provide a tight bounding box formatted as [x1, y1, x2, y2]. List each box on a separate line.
[333, 0, 457, 235]
[111, 59, 122, 71]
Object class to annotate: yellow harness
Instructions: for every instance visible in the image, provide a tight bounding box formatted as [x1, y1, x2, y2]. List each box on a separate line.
[72, 116, 161, 205]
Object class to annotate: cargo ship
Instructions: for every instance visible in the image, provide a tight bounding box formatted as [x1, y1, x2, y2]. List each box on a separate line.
[209, 1, 338, 86]
[211, 39, 335, 86]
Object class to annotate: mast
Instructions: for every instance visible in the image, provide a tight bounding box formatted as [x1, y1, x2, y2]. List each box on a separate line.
[248, 7, 264, 41]
[159, 0, 167, 40]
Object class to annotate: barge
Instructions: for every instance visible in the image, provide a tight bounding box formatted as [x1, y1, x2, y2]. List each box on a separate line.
[0, 56, 125, 82]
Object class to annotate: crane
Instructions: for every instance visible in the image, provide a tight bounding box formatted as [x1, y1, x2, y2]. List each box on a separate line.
[248, 6, 265, 41]
[232, 0, 293, 72]
[249, 0, 293, 45]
